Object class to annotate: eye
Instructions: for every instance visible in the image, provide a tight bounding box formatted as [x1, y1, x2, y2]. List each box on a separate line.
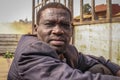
[60, 22, 70, 29]
[45, 22, 55, 27]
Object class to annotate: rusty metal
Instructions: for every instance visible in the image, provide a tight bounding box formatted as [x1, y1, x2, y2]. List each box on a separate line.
[64, 0, 66, 6]
[58, 0, 60, 3]
[106, 0, 112, 60]
[106, 0, 112, 21]
[91, 0, 96, 21]
[80, 0, 83, 22]
[32, 0, 35, 34]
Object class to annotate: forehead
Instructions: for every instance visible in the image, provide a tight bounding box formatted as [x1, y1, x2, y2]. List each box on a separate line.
[40, 8, 71, 21]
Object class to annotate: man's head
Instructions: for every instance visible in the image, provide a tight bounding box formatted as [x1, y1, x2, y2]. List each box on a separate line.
[34, 2, 72, 54]
[36, 2, 72, 25]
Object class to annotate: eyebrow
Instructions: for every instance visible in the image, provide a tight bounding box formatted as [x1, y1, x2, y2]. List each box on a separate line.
[43, 19, 70, 23]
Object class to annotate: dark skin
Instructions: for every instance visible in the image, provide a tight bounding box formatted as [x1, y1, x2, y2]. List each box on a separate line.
[34, 8, 120, 76]
[35, 8, 72, 54]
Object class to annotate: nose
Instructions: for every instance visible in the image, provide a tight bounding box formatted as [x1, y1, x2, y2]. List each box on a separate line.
[52, 25, 64, 35]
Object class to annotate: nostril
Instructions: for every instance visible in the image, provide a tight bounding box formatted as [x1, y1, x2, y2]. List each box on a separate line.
[52, 29, 64, 33]
[52, 26, 64, 34]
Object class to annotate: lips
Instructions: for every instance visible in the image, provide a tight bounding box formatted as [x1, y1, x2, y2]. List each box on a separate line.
[49, 39, 65, 46]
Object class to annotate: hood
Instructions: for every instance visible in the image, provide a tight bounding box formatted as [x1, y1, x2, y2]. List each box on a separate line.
[14, 34, 59, 62]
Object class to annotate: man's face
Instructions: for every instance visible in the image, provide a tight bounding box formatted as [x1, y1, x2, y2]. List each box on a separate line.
[36, 8, 72, 54]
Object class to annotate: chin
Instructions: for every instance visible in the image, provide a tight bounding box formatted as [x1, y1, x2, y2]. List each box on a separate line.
[51, 45, 65, 54]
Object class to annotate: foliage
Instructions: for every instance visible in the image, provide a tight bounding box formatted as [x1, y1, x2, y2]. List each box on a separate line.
[83, 3, 91, 14]
[3, 51, 13, 59]
[10, 21, 32, 34]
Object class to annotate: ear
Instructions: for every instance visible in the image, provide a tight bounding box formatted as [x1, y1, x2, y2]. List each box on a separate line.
[70, 24, 73, 37]
[33, 24, 38, 35]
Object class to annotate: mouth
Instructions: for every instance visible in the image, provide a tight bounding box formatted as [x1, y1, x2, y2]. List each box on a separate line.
[48, 38, 67, 53]
[49, 39, 65, 46]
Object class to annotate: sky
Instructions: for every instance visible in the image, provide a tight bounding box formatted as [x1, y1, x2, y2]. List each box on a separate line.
[0, 0, 32, 23]
[0, 0, 120, 23]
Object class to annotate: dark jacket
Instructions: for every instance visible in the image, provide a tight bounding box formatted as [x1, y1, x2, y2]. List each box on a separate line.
[8, 35, 120, 80]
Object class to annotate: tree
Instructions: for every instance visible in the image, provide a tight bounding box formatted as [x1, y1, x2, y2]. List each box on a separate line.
[83, 3, 91, 14]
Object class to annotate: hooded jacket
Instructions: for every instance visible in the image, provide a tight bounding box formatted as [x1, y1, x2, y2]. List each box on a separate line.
[8, 35, 120, 80]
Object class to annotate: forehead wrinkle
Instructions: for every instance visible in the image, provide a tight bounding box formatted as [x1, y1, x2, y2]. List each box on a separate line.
[40, 8, 70, 21]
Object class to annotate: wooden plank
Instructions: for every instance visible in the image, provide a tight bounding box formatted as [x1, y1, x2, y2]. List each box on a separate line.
[0, 42, 18, 45]
[0, 34, 21, 54]
[0, 45, 17, 49]
[0, 38, 19, 42]
[0, 34, 21, 38]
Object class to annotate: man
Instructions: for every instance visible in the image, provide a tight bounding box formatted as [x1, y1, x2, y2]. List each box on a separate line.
[8, 2, 120, 80]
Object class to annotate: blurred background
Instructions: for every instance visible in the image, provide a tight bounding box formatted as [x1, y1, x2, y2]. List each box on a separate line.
[0, 0, 120, 80]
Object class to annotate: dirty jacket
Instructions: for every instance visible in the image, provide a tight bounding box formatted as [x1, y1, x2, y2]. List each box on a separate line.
[8, 35, 120, 80]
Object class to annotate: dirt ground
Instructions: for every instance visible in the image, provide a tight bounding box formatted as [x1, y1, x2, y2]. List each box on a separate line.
[0, 56, 13, 80]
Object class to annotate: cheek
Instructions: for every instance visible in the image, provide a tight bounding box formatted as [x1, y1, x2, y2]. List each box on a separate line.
[37, 28, 49, 42]
[66, 31, 72, 43]
[37, 28, 44, 40]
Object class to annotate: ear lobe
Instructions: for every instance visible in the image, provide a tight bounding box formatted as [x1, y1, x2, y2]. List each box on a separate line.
[33, 24, 38, 35]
